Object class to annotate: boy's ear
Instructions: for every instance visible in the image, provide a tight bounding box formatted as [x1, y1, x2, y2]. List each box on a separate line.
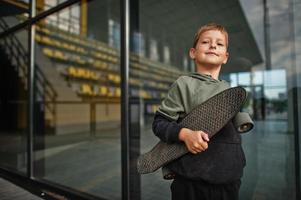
[223, 52, 229, 64]
[189, 48, 196, 59]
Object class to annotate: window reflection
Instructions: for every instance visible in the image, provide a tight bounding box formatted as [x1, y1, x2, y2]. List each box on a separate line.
[0, 0, 300, 199]
[134, 0, 297, 200]
[0, 29, 28, 173]
[0, 0, 28, 29]
[33, 1, 122, 199]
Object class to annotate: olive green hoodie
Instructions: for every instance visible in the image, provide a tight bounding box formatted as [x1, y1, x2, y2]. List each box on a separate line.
[158, 72, 230, 121]
[155, 72, 253, 182]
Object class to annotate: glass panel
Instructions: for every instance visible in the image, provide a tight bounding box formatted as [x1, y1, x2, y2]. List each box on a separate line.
[0, 28, 28, 173]
[132, 0, 298, 200]
[33, 0, 121, 199]
[239, 0, 295, 199]
[293, 0, 301, 195]
[252, 71, 263, 85]
[238, 72, 251, 86]
[36, 0, 80, 34]
[36, 0, 69, 14]
[0, 0, 29, 30]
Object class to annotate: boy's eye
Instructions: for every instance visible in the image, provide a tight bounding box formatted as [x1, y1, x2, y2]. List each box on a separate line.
[218, 43, 224, 46]
[202, 41, 209, 44]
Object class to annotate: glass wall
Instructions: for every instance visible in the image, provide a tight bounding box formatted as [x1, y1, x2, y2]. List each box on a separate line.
[0, 0, 29, 29]
[292, 0, 301, 196]
[35, 0, 80, 34]
[33, 1, 122, 199]
[1, 0, 122, 199]
[0, 0, 300, 200]
[131, 0, 300, 200]
[0, 28, 28, 174]
[238, 0, 299, 199]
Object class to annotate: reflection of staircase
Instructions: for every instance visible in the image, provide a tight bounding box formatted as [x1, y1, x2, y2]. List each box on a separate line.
[0, 0, 28, 18]
[0, 18, 58, 131]
[34, 23, 182, 101]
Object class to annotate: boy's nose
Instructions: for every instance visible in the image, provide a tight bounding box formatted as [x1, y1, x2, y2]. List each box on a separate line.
[209, 44, 217, 49]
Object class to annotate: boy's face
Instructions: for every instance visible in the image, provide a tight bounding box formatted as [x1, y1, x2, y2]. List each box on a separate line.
[189, 30, 229, 68]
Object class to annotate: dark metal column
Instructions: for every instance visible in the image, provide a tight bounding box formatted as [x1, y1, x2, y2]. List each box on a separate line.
[129, 97, 141, 200]
[263, 0, 271, 70]
[128, 0, 141, 199]
[27, 0, 36, 179]
[121, 0, 130, 199]
[90, 103, 96, 136]
[288, 0, 300, 199]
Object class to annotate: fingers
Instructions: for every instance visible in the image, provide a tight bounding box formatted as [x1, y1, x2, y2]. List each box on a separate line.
[196, 131, 209, 148]
[183, 130, 209, 154]
[188, 141, 208, 154]
[193, 141, 208, 151]
[189, 146, 205, 154]
[186, 141, 200, 154]
[201, 132, 210, 142]
[189, 149, 198, 154]
[188, 145, 202, 154]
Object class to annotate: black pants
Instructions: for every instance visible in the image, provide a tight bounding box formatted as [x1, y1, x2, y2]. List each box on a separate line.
[171, 176, 241, 200]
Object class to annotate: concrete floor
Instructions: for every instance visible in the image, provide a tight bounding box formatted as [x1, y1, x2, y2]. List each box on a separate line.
[0, 178, 42, 200]
[0, 120, 297, 200]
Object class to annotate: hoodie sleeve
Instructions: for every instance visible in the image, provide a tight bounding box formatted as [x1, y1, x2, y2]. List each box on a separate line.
[153, 78, 185, 143]
[157, 78, 185, 121]
[152, 111, 184, 143]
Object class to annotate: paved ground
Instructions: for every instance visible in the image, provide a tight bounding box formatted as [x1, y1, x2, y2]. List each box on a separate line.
[0, 178, 42, 200]
[40, 120, 296, 200]
[0, 120, 297, 200]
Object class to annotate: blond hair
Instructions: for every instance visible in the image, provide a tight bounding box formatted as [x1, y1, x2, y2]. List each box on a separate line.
[192, 23, 229, 48]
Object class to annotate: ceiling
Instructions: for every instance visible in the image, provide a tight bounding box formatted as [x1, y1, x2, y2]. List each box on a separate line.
[137, 0, 263, 73]
[1, 0, 263, 74]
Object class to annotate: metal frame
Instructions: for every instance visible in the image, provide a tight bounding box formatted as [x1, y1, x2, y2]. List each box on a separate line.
[27, 0, 36, 179]
[120, 0, 130, 199]
[0, 168, 106, 200]
[289, 0, 300, 199]
[263, 0, 271, 70]
[0, 0, 79, 39]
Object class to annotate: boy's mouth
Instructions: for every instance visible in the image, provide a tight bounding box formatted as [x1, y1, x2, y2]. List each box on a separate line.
[205, 52, 219, 56]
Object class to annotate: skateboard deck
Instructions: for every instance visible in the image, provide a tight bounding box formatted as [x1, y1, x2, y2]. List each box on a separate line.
[137, 86, 248, 174]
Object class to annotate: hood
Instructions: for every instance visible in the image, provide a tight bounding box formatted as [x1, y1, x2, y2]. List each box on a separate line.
[188, 72, 222, 83]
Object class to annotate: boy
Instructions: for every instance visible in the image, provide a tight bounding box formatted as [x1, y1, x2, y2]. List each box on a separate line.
[152, 23, 245, 200]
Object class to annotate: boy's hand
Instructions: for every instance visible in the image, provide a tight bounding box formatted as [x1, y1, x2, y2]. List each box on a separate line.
[178, 128, 209, 154]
